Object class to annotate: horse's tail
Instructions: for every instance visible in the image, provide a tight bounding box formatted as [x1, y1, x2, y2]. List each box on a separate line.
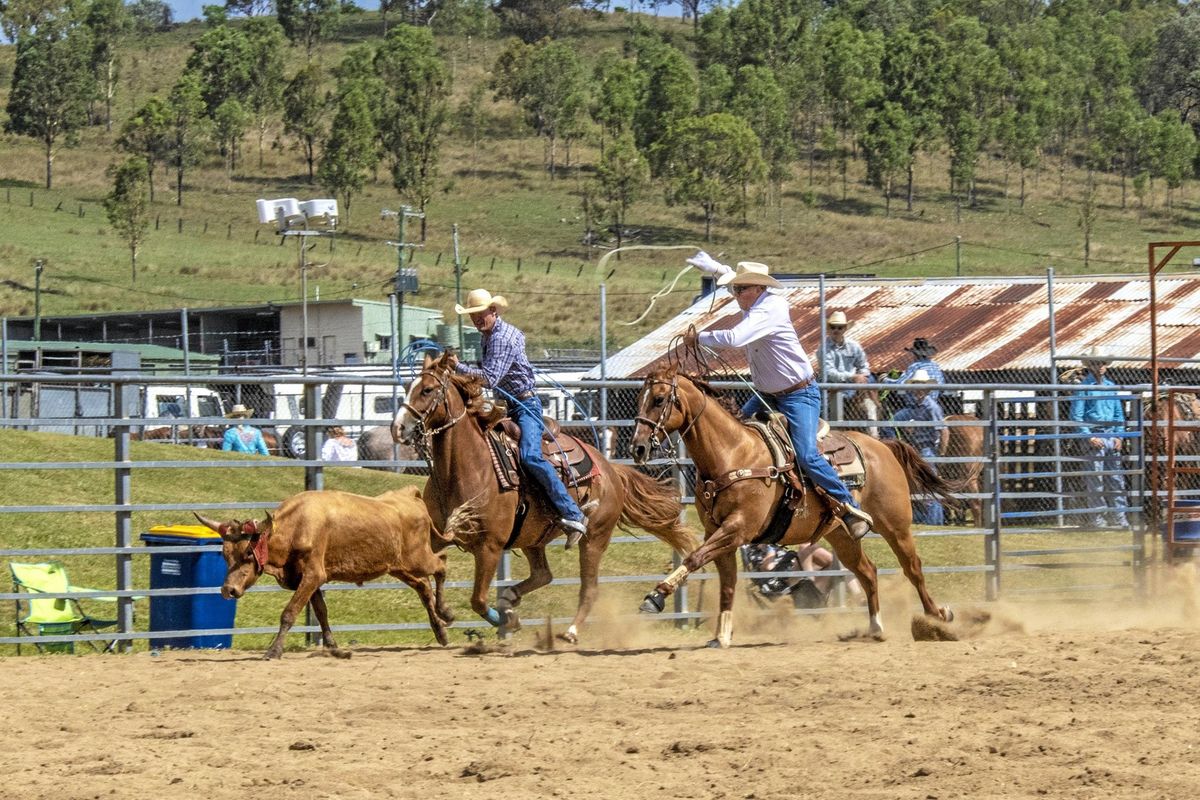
[880, 439, 968, 511]
[611, 463, 698, 556]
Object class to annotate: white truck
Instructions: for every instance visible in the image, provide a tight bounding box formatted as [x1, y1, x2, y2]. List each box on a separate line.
[269, 381, 406, 458]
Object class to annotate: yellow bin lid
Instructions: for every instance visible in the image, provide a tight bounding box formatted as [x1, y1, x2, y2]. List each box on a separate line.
[147, 524, 222, 539]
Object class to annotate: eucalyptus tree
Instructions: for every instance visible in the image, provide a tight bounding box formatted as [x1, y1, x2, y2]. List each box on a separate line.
[213, 97, 249, 175]
[939, 16, 1002, 212]
[184, 19, 252, 116]
[1146, 110, 1197, 211]
[631, 39, 697, 172]
[83, 0, 129, 131]
[243, 17, 287, 168]
[282, 63, 327, 183]
[818, 17, 883, 200]
[593, 131, 650, 252]
[375, 25, 450, 236]
[653, 112, 765, 241]
[167, 71, 209, 206]
[5, 17, 93, 189]
[118, 95, 172, 201]
[590, 50, 640, 156]
[729, 65, 794, 217]
[276, 0, 339, 58]
[995, 21, 1057, 206]
[318, 86, 377, 227]
[103, 156, 151, 284]
[861, 100, 913, 216]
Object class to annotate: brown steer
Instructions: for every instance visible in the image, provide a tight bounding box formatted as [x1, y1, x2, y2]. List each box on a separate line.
[195, 486, 456, 659]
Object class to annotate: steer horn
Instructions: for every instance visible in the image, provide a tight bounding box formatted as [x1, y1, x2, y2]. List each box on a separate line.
[193, 512, 226, 534]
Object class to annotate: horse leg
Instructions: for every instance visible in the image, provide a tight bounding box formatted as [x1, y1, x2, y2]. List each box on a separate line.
[874, 520, 951, 622]
[862, 395, 880, 439]
[306, 588, 349, 658]
[640, 513, 745, 614]
[497, 545, 554, 625]
[469, 540, 509, 630]
[394, 569, 450, 646]
[562, 521, 613, 644]
[823, 526, 884, 638]
[432, 557, 455, 625]
[706, 550, 739, 649]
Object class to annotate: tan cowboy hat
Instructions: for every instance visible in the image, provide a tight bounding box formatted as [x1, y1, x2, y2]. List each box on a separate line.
[827, 311, 850, 327]
[225, 404, 253, 419]
[716, 261, 783, 289]
[1081, 346, 1112, 365]
[907, 369, 937, 384]
[455, 288, 509, 315]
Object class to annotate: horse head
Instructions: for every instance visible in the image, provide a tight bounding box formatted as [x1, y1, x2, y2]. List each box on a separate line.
[392, 350, 478, 444]
[631, 364, 686, 465]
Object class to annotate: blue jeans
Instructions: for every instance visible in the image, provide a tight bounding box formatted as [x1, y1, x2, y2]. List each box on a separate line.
[1081, 438, 1128, 526]
[742, 385, 857, 508]
[912, 446, 945, 525]
[511, 397, 583, 522]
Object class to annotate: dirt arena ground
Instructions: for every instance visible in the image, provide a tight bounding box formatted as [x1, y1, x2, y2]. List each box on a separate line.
[4, 571, 1200, 800]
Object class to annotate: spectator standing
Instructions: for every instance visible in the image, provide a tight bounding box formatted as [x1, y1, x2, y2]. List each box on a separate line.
[222, 404, 270, 456]
[1069, 347, 1129, 528]
[882, 370, 948, 525]
[885, 337, 945, 406]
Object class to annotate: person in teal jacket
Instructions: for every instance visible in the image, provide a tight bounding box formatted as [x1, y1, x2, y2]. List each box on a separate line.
[222, 404, 269, 456]
[1069, 348, 1128, 528]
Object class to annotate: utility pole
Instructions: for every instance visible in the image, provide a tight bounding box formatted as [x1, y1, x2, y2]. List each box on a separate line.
[33, 259, 44, 341]
[382, 206, 423, 376]
[452, 224, 465, 354]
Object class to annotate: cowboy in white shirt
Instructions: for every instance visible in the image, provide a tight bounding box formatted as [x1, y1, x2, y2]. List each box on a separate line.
[685, 260, 873, 539]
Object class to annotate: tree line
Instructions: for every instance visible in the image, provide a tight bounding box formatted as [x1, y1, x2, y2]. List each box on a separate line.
[5, 0, 1200, 279]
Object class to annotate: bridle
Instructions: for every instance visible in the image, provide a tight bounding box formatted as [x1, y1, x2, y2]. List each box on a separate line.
[634, 375, 707, 456]
[402, 372, 467, 441]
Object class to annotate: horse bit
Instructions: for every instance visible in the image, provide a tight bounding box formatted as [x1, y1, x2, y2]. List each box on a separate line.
[634, 377, 706, 457]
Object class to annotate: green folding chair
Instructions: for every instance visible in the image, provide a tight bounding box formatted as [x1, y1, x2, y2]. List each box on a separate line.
[10, 562, 120, 654]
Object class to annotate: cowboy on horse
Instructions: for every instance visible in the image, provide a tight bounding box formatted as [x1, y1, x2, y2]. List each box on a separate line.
[452, 288, 591, 547]
[683, 261, 874, 540]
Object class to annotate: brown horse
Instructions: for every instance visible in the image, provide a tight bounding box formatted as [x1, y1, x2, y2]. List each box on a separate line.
[391, 353, 696, 642]
[1144, 391, 1200, 522]
[630, 366, 958, 647]
[942, 414, 985, 527]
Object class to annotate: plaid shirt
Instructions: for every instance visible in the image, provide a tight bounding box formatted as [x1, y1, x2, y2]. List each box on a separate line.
[457, 318, 536, 400]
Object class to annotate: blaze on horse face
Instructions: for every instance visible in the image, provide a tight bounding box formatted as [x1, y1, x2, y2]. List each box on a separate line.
[392, 354, 453, 444]
[631, 368, 685, 465]
[194, 513, 269, 600]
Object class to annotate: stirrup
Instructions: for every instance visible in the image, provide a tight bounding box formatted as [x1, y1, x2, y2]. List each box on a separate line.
[842, 506, 873, 540]
[560, 517, 587, 549]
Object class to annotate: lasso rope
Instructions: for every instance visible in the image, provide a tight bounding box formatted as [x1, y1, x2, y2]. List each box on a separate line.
[589, 244, 705, 326]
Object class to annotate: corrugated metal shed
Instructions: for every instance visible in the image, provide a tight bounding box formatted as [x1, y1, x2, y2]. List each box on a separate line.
[593, 275, 1200, 380]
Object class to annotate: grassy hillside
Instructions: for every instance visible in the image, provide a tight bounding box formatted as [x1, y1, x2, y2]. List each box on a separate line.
[1, 11, 1197, 355]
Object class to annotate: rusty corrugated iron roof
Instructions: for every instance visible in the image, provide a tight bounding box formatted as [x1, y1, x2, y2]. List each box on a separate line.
[592, 275, 1200, 379]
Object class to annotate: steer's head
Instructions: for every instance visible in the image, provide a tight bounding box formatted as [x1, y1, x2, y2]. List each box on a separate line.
[194, 512, 271, 599]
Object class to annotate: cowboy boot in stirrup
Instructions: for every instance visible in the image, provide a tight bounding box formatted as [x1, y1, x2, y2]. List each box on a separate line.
[561, 499, 599, 550]
[842, 505, 874, 540]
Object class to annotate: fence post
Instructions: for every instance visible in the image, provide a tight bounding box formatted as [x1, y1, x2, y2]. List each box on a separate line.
[984, 390, 1001, 601]
[113, 381, 135, 653]
[303, 380, 323, 646]
[1132, 395, 1147, 599]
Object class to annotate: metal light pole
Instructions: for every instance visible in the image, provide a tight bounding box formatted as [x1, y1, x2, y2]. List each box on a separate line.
[453, 224, 465, 354]
[382, 206, 424, 372]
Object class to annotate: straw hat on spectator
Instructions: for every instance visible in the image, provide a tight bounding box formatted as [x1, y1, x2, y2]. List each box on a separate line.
[225, 404, 254, 419]
[455, 288, 509, 315]
[907, 369, 937, 384]
[716, 261, 783, 289]
[827, 311, 851, 327]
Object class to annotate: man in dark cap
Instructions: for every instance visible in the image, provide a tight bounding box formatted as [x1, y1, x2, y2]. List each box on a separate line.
[884, 337, 945, 405]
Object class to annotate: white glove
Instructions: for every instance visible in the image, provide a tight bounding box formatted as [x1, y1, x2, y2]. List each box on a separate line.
[686, 250, 732, 278]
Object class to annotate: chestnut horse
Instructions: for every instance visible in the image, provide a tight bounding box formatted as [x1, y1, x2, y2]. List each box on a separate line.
[942, 414, 985, 527]
[391, 353, 696, 643]
[1145, 391, 1200, 522]
[630, 366, 959, 648]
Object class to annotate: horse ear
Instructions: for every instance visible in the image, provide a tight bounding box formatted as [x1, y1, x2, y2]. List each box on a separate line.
[424, 352, 435, 370]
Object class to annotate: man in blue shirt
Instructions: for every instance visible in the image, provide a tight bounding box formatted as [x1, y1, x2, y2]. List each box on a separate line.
[884, 338, 945, 406]
[222, 404, 270, 455]
[454, 288, 589, 547]
[1069, 347, 1128, 528]
[882, 370, 948, 525]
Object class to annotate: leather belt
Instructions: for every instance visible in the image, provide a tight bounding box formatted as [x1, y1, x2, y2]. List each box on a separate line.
[764, 377, 813, 398]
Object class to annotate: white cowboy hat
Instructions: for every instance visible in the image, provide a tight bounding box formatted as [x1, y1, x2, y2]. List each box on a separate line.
[907, 369, 937, 384]
[1080, 346, 1112, 365]
[455, 288, 510, 315]
[225, 404, 254, 419]
[716, 261, 783, 289]
[827, 311, 850, 327]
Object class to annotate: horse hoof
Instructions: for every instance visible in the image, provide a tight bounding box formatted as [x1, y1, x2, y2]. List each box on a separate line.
[501, 608, 522, 632]
[639, 591, 666, 614]
[941, 606, 955, 623]
[705, 638, 724, 649]
[556, 631, 578, 645]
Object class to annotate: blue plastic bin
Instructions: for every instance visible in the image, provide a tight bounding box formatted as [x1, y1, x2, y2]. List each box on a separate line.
[1173, 500, 1200, 542]
[141, 525, 237, 649]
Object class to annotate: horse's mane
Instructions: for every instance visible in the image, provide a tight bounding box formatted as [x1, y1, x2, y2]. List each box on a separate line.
[678, 372, 745, 418]
[428, 353, 491, 417]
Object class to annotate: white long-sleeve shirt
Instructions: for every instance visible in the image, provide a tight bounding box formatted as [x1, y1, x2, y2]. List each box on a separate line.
[698, 291, 814, 394]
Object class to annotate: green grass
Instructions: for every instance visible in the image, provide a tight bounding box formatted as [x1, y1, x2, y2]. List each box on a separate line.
[0, 426, 1149, 656]
[2, 12, 1199, 353]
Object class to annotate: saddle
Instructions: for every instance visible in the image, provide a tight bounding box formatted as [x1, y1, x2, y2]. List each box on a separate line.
[744, 412, 867, 489]
[484, 417, 600, 493]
